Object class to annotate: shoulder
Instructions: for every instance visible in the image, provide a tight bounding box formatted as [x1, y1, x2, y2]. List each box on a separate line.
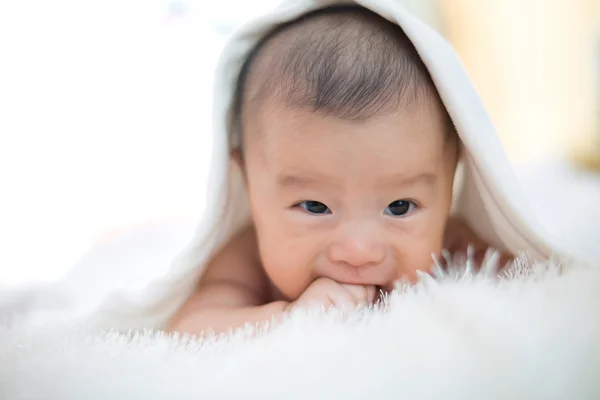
[199, 223, 269, 304]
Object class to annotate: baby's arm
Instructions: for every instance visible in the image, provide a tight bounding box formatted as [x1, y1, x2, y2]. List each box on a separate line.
[166, 225, 288, 336]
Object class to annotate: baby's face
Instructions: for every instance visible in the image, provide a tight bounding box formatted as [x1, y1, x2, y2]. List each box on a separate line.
[240, 102, 458, 300]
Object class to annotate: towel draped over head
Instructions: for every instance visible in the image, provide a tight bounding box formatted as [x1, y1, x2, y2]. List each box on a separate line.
[91, 0, 574, 330]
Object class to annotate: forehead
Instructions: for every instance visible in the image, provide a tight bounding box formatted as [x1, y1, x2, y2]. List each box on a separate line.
[244, 103, 450, 178]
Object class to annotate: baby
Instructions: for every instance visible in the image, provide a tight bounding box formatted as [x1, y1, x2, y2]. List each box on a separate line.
[168, 5, 505, 335]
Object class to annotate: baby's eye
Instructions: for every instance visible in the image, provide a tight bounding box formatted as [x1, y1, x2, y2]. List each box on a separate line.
[297, 201, 331, 215]
[384, 200, 416, 217]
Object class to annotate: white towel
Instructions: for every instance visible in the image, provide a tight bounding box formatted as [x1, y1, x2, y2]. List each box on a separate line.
[82, 0, 583, 331]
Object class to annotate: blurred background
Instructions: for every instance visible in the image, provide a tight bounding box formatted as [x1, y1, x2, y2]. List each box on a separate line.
[0, 0, 599, 288]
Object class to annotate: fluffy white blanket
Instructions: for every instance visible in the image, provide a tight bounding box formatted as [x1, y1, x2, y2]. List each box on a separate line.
[1, 256, 600, 399]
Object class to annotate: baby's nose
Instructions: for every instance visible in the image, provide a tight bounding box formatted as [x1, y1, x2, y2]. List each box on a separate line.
[327, 228, 386, 268]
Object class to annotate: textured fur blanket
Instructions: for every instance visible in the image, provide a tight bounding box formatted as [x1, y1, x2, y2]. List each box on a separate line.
[1, 256, 600, 399]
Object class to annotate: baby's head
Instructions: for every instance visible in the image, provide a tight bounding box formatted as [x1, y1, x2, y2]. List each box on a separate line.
[233, 5, 459, 299]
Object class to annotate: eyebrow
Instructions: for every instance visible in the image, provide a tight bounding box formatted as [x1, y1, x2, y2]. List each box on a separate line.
[277, 174, 329, 188]
[276, 172, 437, 188]
[380, 172, 437, 188]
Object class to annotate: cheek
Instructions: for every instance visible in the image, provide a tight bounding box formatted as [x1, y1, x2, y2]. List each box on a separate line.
[392, 210, 448, 281]
[257, 233, 316, 301]
[251, 205, 318, 301]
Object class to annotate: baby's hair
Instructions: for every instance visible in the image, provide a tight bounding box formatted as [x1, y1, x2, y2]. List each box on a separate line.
[232, 4, 455, 149]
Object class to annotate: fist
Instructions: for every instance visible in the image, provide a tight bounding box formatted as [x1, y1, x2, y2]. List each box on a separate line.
[286, 277, 377, 312]
[443, 216, 513, 269]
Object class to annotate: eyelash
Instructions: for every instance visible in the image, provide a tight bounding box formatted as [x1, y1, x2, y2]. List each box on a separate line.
[294, 200, 331, 215]
[292, 200, 419, 217]
[383, 200, 418, 217]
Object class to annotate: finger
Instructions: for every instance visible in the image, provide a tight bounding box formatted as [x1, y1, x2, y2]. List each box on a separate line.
[498, 252, 516, 272]
[366, 285, 377, 304]
[472, 246, 489, 270]
[474, 244, 511, 271]
[342, 284, 376, 307]
[328, 286, 361, 309]
[478, 248, 515, 275]
[307, 279, 360, 309]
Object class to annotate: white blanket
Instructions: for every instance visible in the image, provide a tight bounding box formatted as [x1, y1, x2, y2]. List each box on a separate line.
[2, 1, 600, 398]
[2, 256, 600, 399]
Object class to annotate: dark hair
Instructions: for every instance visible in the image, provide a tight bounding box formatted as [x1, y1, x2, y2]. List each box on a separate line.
[232, 5, 452, 147]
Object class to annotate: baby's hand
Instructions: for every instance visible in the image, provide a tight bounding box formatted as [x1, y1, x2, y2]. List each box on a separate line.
[444, 216, 513, 269]
[286, 277, 377, 312]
